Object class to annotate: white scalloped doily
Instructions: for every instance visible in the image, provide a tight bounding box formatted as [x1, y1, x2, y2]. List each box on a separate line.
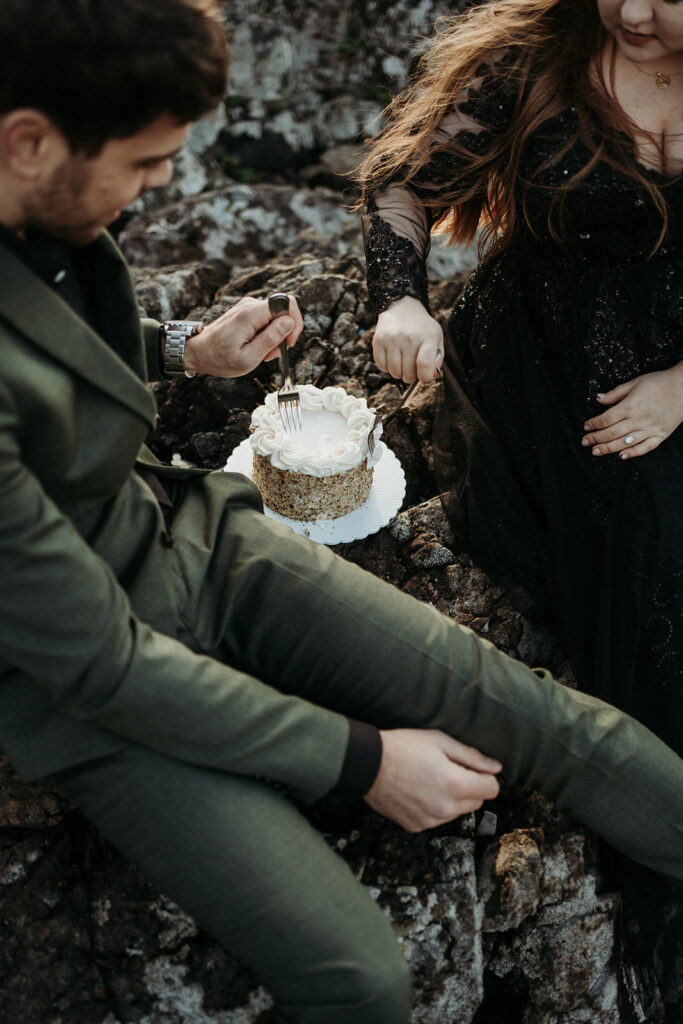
[224, 438, 406, 545]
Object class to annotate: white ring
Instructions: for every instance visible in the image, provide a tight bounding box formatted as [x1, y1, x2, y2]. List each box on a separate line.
[624, 434, 635, 446]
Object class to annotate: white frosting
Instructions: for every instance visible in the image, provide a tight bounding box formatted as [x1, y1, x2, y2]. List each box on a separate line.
[250, 384, 384, 477]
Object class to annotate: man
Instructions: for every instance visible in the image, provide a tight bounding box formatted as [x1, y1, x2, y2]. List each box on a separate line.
[0, 2, 681, 1022]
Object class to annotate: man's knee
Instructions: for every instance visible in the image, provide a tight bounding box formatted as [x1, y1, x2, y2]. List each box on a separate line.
[368, 953, 412, 1023]
[278, 938, 411, 1024]
[336, 946, 412, 1024]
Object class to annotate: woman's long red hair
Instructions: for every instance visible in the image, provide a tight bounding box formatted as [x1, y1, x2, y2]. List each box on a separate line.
[359, 0, 673, 255]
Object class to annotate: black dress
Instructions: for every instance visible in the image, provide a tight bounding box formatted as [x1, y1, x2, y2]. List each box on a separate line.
[363, 58, 683, 755]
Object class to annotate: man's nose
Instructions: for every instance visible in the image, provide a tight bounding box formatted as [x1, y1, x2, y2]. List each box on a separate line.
[145, 158, 174, 189]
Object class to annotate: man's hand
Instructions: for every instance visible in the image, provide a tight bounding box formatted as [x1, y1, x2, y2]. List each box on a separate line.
[582, 363, 683, 460]
[184, 294, 304, 378]
[373, 295, 443, 383]
[364, 728, 502, 832]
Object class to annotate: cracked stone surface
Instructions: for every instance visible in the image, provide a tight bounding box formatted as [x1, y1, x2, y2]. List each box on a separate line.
[3, 247, 681, 1022]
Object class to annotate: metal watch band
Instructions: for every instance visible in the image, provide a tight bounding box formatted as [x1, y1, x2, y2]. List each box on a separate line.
[161, 320, 203, 377]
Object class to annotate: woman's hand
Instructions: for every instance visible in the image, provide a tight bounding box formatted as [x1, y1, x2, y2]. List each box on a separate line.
[373, 295, 443, 382]
[582, 363, 683, 460]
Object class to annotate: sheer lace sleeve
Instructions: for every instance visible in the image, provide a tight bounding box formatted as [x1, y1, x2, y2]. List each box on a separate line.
[363, 54, 517, 314]
[362, 190, 433, 313]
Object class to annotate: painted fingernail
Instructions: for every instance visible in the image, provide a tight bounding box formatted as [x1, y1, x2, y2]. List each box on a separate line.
[581, 437, 590, 446]
[592, 446, 600, 456]
[596, 393, 605, 399]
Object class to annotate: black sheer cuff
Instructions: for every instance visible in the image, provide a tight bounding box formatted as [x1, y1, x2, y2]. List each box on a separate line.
[362, 205, 431, 315]
[332, 719, 383, 797]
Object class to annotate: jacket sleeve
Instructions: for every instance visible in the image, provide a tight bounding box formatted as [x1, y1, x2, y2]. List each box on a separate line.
[140, 317, 164, 381]
[0, 379, 349, 803]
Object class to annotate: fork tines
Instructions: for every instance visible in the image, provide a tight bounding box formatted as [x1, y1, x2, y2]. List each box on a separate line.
[268, 293, 302, 432]
[277, 340, 302, 432]
[278, 385, 303, 432]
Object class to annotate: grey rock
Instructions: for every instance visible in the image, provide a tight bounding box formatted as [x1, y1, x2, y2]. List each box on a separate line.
[131, 262, 230, 321]
[124, 145, 227, 219]
[320, 144, 366, 177]
[119, 184, 362, 271]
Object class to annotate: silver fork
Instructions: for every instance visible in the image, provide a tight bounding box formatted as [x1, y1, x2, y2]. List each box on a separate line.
[268, 293, 302, 432]
[368, 380, 419, 455]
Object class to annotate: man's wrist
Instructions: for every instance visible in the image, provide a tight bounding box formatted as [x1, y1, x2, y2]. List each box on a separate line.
[183, 331, 202, 376]
[331, 720, 383, 797]
[160, 320, 204, 378]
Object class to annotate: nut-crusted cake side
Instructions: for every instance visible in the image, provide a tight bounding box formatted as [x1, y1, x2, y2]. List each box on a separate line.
[252, 454, 373, 521]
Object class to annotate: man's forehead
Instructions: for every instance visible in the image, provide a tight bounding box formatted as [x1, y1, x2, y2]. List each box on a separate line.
[107, 115, 191, 159]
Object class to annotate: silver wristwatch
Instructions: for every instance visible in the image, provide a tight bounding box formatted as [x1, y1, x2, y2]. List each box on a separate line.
[161, 320, 203, 377]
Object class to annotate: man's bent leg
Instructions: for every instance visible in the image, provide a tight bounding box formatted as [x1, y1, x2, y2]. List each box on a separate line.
[184, 505, 683, 887]
[54, 743, 411, 1024]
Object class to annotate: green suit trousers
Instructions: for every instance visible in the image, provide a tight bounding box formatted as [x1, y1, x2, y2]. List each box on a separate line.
[55, 500, 683, 1024]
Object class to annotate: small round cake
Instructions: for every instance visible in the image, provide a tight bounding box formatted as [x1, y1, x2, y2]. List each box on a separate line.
[249, 384, 384, 521]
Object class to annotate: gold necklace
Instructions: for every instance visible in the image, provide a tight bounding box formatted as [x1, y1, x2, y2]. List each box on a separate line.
[632, 63, 683, 90]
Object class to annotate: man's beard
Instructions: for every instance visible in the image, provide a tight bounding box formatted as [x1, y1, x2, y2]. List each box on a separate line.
[23, 155, 104, 246]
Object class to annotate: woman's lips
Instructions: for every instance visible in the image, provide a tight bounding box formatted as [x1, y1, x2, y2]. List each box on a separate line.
[621, 27, 656, 47]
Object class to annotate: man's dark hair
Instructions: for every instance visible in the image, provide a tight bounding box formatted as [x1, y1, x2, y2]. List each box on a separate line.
[0, 0, 228, 153]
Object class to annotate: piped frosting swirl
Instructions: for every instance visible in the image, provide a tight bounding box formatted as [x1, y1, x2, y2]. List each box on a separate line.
[250, 384, 384, 477]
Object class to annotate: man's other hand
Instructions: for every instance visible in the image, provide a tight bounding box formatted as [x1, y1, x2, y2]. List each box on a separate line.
[364, 728, 502, 832]
[184, 294, 304, 378]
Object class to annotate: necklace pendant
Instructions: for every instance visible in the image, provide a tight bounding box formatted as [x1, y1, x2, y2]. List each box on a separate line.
[656, 71, 671, 89]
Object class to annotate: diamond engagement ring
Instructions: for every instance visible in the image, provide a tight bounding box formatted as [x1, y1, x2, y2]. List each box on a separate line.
[624, 434, 635, 446]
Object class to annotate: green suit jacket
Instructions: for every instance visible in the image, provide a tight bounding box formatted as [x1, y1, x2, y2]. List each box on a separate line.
[0, 231, 348, 803]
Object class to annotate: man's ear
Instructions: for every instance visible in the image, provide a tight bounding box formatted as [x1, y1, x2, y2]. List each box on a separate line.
[0, 109, 69, 181]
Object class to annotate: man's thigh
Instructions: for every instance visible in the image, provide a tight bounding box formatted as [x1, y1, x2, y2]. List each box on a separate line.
[178, 503, 683, 888]
[54, 743, 411, 1023]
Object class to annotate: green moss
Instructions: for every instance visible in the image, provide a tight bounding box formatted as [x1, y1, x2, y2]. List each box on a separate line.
[364, 81, 392, 104]
[338, 35, 363, 57]
[218, 155, 261, 184]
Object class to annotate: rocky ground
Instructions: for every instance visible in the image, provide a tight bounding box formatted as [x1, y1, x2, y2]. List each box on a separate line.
[1, 1, 682, 1021]
[2, 233, 681, 1024]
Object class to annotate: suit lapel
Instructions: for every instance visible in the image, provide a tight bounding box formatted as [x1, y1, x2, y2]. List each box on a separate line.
[0, 232, 155, 426]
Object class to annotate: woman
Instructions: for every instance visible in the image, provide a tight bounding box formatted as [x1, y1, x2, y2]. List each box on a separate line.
[360, 0, 683, 755]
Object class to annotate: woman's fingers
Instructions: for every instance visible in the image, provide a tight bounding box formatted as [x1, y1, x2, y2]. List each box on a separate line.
[589, 432, 638, 456]
[619, 436, 662, 460]
[595, 378, 638, 405]
[582, 422, 628, 449]
[583, 405, 627, 434]
[583, 368, 683, 458]
[416, 332, 444, 381]
[372, 296, 443, 382]
[584, 427, 664, 459]
[385, 346, 407, 381]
